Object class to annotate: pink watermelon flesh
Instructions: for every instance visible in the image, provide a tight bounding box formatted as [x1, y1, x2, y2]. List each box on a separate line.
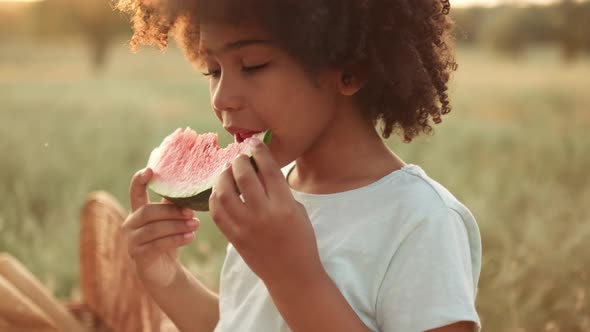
[146, 127, 270, 211]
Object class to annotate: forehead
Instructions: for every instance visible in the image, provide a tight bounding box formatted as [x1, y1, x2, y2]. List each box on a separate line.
[199, 22, 273, 54]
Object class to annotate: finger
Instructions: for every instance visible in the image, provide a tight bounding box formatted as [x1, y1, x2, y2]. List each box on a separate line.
[209, 193, 239, 243]
[130, 168, 153, 212]
[131, 231, 196, 262]
[123, 203, 194, 230]
[249, 139, 291, 199]
[209, 164, 246, 242]
[214, 164, 245, 216]
[232, 154, 266, 209]
[129, 218, 200, 247]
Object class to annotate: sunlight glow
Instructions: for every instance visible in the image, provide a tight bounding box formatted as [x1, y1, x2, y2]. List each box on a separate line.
[0, 0, 46, 2]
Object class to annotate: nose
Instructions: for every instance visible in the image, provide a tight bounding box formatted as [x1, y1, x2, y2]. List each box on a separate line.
[211, 73, 244, 114]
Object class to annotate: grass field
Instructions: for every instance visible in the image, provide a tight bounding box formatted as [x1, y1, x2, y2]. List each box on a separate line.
[1, 38, 589, 331]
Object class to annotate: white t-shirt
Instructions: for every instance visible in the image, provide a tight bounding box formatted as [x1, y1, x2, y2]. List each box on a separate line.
[214, 163, 482, 332]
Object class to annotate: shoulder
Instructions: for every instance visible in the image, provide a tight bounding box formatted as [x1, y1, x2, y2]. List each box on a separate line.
[376, 164, 482, 281]
[373, 167, 483, 331]
[363, 164, 479, 241]
[378, 164, 479, 238]
[388, 164, 473, 219]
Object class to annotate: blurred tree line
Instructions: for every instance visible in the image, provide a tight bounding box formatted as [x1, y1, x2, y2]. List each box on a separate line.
[0, 0, 589, 72]
[0, 0, 130, 73]
[452, 0, 590, 61]
[31, 0, 131, 71]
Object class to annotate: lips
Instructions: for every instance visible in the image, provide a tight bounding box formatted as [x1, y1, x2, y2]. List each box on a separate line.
[234, 132, 261, 143]
[225, 127, 265, 143]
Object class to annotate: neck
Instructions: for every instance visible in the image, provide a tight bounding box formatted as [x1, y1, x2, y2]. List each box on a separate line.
[289, 103, 405, 194]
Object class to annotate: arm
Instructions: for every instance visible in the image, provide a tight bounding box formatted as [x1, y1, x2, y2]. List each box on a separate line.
[376, 208, 481, 332]
[142, 265, 219, 332]
[124, 168, 220, 332]
[209, 142, 371, 332]
[427, 321, 476, 332]
[265, 266, 371, 332]
[266, 268, 475, 332]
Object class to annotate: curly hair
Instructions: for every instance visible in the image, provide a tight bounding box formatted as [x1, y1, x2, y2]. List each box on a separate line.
[115, 0, 457, 142]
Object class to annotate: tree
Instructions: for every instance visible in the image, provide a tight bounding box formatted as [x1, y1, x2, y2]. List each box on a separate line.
[560, 0, 590, 61]
[31, 0, 129, 73]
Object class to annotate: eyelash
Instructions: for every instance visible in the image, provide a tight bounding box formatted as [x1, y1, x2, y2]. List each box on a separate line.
[202, 63, 269, 78]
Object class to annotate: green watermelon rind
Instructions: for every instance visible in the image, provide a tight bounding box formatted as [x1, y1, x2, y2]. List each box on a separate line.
[162, 188, 212, 211]
[148, 129, 272, 211]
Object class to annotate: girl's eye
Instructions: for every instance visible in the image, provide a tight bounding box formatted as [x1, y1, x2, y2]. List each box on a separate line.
[202, 63, 268, 78]
[242, 63, 269, 73]
[202, 69, 221, 78]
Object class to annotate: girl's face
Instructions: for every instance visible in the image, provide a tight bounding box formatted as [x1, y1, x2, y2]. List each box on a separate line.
[199, 22, 346, 167]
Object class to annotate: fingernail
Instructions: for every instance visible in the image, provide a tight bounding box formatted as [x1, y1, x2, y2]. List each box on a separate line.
[186, 219, 198, 227]
[223, 162, 232, 170]
[184, 232, 195, 239]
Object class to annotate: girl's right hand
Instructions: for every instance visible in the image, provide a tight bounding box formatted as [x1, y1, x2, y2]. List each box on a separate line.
[122, 168, 200, 288]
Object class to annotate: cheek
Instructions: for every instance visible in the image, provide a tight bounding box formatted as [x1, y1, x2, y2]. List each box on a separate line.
[209, 82, 222, 121]
[266, 76, 335, 135]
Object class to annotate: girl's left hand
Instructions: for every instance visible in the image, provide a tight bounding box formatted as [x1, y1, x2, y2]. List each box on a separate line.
[209, 138, 323, 286]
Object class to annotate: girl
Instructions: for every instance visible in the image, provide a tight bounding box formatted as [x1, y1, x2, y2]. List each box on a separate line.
[119, 1, 482, 331]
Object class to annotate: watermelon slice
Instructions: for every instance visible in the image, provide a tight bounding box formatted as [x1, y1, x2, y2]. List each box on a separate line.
[146, 127, 272, 211]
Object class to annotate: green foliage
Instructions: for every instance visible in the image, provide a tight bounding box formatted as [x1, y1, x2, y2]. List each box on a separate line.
[1, 42, 590, 331]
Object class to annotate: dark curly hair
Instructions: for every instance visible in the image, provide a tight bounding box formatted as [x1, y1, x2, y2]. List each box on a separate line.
[115, 0, 457, 142]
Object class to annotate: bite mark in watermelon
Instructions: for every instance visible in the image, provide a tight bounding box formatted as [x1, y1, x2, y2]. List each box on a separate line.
[146, 127, 272, 211]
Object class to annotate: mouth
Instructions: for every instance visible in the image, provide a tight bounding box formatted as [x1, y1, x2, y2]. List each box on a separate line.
[225, 125, 270, 143]
[227, 129, 266, 143]
[234, 132, 257, 143]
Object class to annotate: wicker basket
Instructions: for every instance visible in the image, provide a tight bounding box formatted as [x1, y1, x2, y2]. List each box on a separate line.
[78, 191, 164, 332]
[0, 191, 175, 332]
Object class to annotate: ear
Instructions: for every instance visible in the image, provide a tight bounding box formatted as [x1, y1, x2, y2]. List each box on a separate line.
[337, 72, 365, 97]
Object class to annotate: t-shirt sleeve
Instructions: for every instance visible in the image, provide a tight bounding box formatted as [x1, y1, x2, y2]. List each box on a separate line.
[376, 207, 481, 332]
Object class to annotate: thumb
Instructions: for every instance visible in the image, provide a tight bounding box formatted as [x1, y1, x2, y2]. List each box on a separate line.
[129, 168, 153, 212]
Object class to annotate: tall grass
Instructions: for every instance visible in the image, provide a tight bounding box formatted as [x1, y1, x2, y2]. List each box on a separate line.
[1, 40, 589, 331]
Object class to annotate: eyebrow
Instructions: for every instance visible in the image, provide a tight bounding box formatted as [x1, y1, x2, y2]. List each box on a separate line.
[200, 39, 273, 56]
